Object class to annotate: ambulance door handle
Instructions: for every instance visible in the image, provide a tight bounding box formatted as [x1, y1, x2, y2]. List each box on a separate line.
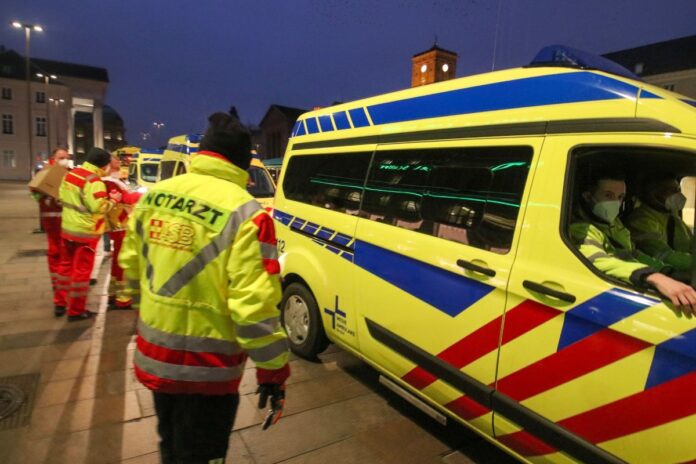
[522, 280, 576, 303]
[457, 259, 496, 277]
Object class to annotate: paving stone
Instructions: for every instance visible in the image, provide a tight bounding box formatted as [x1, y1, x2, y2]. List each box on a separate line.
[240, 393, 400, 464]
[28, 390, 142, 438]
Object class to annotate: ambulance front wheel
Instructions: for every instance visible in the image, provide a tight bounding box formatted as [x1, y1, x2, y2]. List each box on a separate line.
[281, 283, 330, 359]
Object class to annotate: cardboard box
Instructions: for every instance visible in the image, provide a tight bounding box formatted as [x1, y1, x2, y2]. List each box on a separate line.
[28, 164, 68, 199]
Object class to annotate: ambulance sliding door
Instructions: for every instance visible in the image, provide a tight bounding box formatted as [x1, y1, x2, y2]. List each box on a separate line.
[354, 138, 542, 436]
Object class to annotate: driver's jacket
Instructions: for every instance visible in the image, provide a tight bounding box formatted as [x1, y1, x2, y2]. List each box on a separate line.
[119, 152, 289, 394]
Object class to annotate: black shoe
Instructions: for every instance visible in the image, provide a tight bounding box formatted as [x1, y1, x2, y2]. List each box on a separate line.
[54, 305, 66, 317]
[67, 310, 97, 322]
[89, 279, 97, 286]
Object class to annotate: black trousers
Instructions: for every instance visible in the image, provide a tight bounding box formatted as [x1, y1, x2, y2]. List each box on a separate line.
[153, 391, 240, 464]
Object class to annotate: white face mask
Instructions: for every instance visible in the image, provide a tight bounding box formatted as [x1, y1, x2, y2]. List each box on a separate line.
[592, 200, 622, 224]
[57, 159, 70, 168]
[665, 192, 686, 212]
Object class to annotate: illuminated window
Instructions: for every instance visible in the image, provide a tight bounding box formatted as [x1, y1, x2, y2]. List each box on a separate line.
[36, 117, 46, 137]
[36, 91, 45, 103]
[1, 88, 11, 100]
[2, 150, 16, 168]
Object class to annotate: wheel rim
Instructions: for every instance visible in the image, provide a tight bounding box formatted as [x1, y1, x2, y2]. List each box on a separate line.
[284, 295, 310, 345]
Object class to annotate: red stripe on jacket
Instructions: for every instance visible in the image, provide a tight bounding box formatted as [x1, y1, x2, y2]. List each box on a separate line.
[136, 335, 246, 368]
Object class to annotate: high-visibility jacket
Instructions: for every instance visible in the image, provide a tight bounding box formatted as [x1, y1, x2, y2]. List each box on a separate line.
[626, 203, 693, 272]
[569, 208, 668, 286]
[119, 151, 289, 395]
[59, 162, 116, 242]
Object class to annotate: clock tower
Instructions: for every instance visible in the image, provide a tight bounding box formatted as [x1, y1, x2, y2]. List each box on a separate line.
[411, 43, 458, 87]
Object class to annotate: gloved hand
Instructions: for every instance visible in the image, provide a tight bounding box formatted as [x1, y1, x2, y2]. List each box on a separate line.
[257, 383, 285, 430]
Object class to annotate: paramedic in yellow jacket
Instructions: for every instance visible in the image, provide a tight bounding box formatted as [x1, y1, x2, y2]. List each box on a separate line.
[626, 174, 693, 276]
[570, 169, 696, 316]
[119, 112, 290, 463]
[57, 148, 121, 321]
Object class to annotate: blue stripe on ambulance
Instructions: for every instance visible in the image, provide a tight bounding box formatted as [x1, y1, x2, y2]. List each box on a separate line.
[353, 240, 493, 317]
[291, 72, 665, 137]
[646, 327, 696, 389]
[557, 288, 657, 350]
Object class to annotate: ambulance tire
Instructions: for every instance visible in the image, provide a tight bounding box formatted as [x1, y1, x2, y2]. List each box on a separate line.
[281, 283, 330, 359]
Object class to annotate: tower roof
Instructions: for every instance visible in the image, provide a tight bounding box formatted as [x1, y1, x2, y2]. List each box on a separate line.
[413, 44, 458, 58]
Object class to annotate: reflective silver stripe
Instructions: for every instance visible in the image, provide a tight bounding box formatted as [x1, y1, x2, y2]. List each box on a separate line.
[583, 239, 604, 249]
[247, 338, 288, 363]
[138, 319, 241, 355]
[135, 351, 244, 382]
[260, 242, 278, 260]
[41, 212, 62, 218]
[587, 252, 611, 262]
[157, 200, 261, 297]
[62, 202, 88, 213]
[83, 173, 98, 182]
[237, 317, 280, 339]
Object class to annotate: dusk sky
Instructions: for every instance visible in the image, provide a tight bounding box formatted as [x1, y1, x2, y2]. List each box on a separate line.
[1, 0, 695, 149]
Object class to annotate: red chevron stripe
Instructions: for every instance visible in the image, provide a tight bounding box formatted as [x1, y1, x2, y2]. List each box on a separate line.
[496, 327, 651, 401]
[499, 370, 696, 457]
[497, 431, 555, 457]
[445, 395, 490, 420]
[401, 300, 560, 391]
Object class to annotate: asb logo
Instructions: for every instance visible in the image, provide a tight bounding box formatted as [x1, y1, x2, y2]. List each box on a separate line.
[149, 219, 195, 251]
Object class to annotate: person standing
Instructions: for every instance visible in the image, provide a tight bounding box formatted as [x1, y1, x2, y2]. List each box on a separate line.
[57, 148, 121, 321]
[31, 148, 71, 316]
[102, 154, 141, 310]
[119, 112, 290, 463]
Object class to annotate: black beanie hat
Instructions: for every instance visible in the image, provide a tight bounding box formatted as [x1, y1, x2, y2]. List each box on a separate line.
[199, 112, 252, 170]
[85, 147, 112, 168]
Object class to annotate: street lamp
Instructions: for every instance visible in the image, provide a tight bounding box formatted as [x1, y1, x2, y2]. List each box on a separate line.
[153, 121, 164, 146]
[37, 72, 57, 154]
[11, 20, 43, 179]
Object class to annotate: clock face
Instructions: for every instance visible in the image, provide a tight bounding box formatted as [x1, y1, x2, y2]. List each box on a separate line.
[442, 63, 449, 72]
[420, 64, 427, 73]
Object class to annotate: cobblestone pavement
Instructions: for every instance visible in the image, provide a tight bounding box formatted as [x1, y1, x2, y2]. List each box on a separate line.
[0, 181, 517, 464]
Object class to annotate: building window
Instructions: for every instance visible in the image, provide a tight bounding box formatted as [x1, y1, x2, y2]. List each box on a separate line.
[663, 84, 676, 91]
[36, 91, 46, 104]
[2, 150, 16, 168]
[104, 131, 112, 140]
[2, 114, 13, 134]
[76, 143, 85, 154]
[1, 87, 11, 100]
[36, 117, 46, 137]
[116, 132, 123, 141]
[634, 62, 644, 74]
[76, 128, 85, 138]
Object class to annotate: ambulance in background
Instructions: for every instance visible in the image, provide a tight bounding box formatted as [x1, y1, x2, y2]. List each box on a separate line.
[159, 133, 276, 208]
[128, 148, 163, 190]
[112, 146, 141, 179]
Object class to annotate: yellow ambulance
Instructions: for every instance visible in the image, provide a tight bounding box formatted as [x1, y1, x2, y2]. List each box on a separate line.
[273, 47, 696, 464]
[112, 145, 141, 179]
[159, 133, 276, 208]
[128, 148, 163, 189]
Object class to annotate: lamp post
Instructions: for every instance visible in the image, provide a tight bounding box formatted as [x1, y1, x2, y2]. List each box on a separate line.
[153, 121, 165, 146]
[37, 72, 56, 154]
[12, 21, 43, 179]
[48, 97, 65, 153]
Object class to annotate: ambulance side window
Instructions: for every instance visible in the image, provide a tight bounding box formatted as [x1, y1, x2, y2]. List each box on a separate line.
[160, 161, 176, 181]
[282, 153, 371, 215]
[361, 146, 532, 254]
[175, 162, 187, 176]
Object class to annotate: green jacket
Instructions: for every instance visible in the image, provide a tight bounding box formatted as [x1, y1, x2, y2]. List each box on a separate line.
[569, 208, 666, 286]
[626, 203, 693, 272]
[119, 152, 288, 394]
